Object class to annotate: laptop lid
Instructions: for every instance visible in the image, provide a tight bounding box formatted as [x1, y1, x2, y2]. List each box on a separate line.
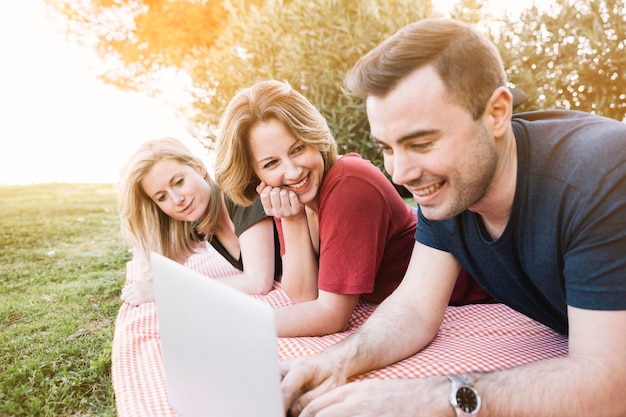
[150, 252, 284, 417]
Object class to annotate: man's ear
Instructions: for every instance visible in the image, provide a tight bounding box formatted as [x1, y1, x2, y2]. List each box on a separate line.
[485, 86, 513, 137]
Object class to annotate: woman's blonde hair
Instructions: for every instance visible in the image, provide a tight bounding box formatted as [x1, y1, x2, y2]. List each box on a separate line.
[215, 79, 338, 206]
[118, 137, 222, 262]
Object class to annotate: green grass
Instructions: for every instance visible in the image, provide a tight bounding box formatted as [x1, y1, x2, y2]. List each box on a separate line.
[0, 183, 130, 416]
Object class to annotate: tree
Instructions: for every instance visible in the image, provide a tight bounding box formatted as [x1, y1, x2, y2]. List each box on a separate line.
[184, 0, 435, 153]
[495, 0, 626, 121]
[44, 0, 261, 92]
[44, 0, 625, 165]
[44, 0, 442, 192]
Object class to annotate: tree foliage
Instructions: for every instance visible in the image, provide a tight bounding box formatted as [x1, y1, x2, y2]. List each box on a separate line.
[44, 0, 260, 92]
[44, 0, 625, 165]
[496, 0, 626, 121]
[184, 0, 435, 156]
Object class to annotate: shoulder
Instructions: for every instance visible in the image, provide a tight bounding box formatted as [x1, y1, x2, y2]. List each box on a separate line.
[230, 197, 265, 217]
[322, 154, 398, 199]
[320, 154, 406, 213]
[513, 110, 626, 192]
[224, 196, 268, 236]
[326, 153, 386, 183]
[512, 110, 625, 150]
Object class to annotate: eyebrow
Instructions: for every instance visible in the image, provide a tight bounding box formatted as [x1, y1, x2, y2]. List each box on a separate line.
[370, 129, 440, 145]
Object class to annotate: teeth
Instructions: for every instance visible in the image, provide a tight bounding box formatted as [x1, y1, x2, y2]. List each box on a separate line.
[289, 177, 308, 189]
[414, 182, 442, 197]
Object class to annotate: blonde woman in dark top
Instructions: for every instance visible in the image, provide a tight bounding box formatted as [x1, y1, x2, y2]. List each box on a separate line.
[118, 137, 281, 306]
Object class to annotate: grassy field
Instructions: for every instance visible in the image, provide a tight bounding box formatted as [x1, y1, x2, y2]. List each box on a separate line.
[0, 183, 130, 416]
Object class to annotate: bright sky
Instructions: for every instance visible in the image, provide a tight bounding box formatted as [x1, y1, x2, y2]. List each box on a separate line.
[0, 0, 545, 186]
[0, 0, 208, 185]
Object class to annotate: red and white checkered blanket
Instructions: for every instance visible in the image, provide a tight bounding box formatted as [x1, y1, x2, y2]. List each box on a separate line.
[112, 247, 568, 416]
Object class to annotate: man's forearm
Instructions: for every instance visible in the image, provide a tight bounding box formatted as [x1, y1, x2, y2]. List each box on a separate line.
[325, 290, 442, 379]
[469, 355, 625, 417]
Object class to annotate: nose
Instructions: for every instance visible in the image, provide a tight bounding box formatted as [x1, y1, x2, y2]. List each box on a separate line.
[171, 190, 185, 205]
[283, 159, 303, 181]
[387, 151, 420, 187]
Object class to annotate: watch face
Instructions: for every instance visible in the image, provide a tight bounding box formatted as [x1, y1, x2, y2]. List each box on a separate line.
[456, 386, 479, 412]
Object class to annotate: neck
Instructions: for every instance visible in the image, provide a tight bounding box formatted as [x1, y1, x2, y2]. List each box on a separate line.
[470, 130, 517, 240]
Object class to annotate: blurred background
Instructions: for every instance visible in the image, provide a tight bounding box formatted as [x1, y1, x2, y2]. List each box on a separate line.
[0, 0, 207, 185]
[1, 0, 624, 185]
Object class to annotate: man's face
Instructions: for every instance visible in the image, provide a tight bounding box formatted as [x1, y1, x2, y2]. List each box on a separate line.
[366, 65, 498, 221]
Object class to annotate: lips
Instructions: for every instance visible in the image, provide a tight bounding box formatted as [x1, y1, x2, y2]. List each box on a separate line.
[287, 175, 309, 190]
[180, 199, 194, 214]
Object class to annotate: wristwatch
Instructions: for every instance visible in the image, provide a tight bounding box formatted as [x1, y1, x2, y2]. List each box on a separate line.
[445, 374, 481, 416]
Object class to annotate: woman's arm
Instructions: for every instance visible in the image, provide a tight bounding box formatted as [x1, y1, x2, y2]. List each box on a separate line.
[123, 216, 278, 303]
[120, 250, 155, 306]
[275, 290, 360, 337]
[258, 182, 320, 303]
[214, 217, 277, 294]
[278, 212, 320, 303]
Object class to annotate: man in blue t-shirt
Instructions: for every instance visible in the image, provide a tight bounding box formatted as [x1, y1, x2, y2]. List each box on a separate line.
[417, 109, 626, 335]
[280, 18, 626, 417]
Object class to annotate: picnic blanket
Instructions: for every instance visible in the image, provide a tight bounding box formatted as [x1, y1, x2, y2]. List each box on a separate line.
[112, 246, 568, 417]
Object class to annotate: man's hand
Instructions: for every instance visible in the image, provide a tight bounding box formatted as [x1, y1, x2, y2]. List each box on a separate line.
[120, 281, 155, 306]
[286, 376, 451, 417]
[257, 181, 304, 220]
[281, 355, 349, 416]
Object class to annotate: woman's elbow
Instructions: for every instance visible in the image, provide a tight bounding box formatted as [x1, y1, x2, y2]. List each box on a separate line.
[250, 274, 275, 295]
[259, 280, 275, 295]
[283, 285, 319, 304]
[329, 316, 351, 334]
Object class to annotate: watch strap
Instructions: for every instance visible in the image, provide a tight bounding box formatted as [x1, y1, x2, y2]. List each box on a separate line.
[445, 373, 472, 386]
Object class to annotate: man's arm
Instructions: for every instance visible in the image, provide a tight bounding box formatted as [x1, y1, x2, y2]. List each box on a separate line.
[472, 306, 626, 417]
[281, 241, 461, 413]
[287, 304, 626, 417]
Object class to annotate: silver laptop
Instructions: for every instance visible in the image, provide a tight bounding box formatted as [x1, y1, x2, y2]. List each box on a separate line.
[150, 252, 284, 417]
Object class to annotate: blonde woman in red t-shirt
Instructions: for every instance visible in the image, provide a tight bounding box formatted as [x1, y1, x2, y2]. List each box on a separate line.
[215, 80, 489, 337]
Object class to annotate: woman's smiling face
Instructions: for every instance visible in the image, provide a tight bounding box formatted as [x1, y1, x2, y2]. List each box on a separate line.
[248, 118, 325, 206]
